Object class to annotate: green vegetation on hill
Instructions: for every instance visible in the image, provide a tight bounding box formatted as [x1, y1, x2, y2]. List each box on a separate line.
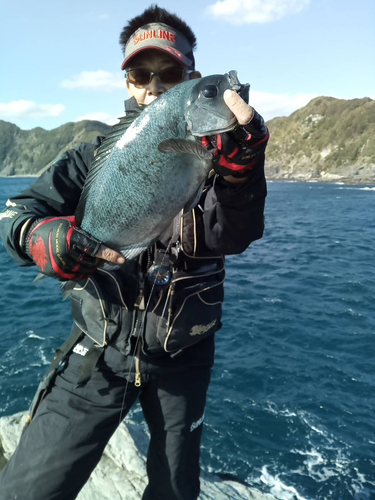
[0, 120, 112, 176]
[266, 96, 375, 182]
[1, 96, 374, 182]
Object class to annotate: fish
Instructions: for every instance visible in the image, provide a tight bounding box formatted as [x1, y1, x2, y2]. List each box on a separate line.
[75, 70, 249, 259]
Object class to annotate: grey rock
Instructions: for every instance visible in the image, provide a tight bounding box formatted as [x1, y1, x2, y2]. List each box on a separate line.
[0, 412, 275, 500]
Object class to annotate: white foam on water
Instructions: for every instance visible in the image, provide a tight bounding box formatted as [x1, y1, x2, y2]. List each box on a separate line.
[280, 409, 297, 418]
[337, 186, 375, 191]
[263, 297, 282, 303]
[292, 448, 337, 483]
[301, 416, 327, 437]
[27, 331, 44, 340]
[260, 466, 310, 500]
[38, 348, 50, 366]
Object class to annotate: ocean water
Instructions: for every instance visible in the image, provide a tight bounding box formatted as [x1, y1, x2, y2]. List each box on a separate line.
[0, 177, 374, 500]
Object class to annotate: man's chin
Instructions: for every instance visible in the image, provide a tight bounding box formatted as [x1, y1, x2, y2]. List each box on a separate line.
[143, 97, 157, 105]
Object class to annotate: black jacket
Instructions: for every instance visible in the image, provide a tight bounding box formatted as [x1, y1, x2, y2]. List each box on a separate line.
[0, 101, 267, 378]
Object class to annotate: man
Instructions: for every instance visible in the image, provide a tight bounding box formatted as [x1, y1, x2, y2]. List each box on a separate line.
[0, 5, 268, 500]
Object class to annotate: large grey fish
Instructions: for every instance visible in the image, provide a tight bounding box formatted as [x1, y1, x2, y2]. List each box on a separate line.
[75, 70, 249, 259]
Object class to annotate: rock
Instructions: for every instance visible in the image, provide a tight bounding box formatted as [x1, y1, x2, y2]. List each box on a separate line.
[0, 412, 275, 500]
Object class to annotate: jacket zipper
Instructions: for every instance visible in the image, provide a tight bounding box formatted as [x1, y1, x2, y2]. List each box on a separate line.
[134, 340, 142, 387]
[133, 285, 145, 387]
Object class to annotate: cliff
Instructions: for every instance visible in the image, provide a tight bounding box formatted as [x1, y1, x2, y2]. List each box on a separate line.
[1, 96, 374, 183]
[0, 120, 111, 176]
[266, 96, 375, 183]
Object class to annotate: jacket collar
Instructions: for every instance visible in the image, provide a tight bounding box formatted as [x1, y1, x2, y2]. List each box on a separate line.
[124, 97, 144, 114]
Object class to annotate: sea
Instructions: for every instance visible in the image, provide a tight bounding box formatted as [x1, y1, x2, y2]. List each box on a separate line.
[0, 177, 374, 500]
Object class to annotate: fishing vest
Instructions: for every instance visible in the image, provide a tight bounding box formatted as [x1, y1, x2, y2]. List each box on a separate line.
[69, 204, 225, 362]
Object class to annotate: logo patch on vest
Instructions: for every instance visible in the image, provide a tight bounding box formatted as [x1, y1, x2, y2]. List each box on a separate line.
[73, 344, 89, 356]
[189, 320, 217, 337]
[0, 209, 18, 220]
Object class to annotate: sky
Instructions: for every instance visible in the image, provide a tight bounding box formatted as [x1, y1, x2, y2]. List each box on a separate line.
[0, 0, 374, 130]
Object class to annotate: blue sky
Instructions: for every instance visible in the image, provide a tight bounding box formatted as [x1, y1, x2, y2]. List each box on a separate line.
[1, 0, 374, 130]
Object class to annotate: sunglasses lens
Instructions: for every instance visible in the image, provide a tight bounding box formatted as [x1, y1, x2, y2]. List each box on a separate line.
[127, 67, 186, 87]
[159, 67, 185, 84]
[127, 69, 151, 85]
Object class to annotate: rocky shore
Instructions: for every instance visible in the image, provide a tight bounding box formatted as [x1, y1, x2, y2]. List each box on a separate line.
[265, 163, 375, 184]
[0, 412, 276, 500]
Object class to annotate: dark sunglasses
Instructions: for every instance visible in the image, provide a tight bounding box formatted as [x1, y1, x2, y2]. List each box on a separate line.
[125, 67, 192, 87]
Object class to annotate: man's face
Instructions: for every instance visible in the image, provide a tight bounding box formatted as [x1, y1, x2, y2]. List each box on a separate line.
[125, 50, 200, 106]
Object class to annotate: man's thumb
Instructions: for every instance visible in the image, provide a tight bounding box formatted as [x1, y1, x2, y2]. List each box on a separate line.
[224, 89, 254, 125]
[95, 244, 125, 264]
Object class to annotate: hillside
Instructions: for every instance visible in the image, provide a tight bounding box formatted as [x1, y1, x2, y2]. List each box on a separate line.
[0, 120, 112, 176]
[266, 96, 375, 182]
[0, 96, 374, 183]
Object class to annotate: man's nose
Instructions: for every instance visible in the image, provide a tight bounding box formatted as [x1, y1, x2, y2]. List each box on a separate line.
[146, 75, 166, 96]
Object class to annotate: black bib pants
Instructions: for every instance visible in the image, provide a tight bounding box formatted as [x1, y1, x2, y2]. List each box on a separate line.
[0, 335, 211, 500]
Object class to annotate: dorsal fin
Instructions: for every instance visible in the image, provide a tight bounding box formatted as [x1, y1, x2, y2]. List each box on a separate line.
[75, 110, 142, 225]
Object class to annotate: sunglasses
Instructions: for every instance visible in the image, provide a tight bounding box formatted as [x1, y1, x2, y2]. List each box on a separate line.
[125, 67, 192, 87]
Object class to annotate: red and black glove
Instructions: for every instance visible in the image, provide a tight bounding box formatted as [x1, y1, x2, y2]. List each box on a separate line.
[24, 216, 102, 281]
[204, 108, 270, 178]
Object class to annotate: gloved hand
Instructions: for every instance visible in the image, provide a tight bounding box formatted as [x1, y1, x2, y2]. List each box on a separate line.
[204, 90, 269, 178]
[24, 216, 124, 281]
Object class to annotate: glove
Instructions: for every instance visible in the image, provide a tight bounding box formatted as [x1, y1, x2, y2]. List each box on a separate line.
[204, 108, 270, 178]
[24, 216, 102, 281]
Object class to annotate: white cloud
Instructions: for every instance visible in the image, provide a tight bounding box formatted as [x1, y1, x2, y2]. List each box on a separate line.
[61, 71, 125, 92]
[0, 100, 65, 120]
[97, 13, 109, 20]
[206, 0, 310, 24]
[75, 113, 120, 126]
[250, 91, 317, 120]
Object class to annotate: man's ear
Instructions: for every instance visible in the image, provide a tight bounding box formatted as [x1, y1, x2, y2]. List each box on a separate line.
[189, 71, 202, 80]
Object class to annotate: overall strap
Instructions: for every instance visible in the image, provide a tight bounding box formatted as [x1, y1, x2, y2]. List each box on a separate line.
[46, 323, 84, 376]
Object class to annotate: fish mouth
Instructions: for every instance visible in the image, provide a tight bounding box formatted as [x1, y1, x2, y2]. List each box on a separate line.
[188, 111, 238, 137]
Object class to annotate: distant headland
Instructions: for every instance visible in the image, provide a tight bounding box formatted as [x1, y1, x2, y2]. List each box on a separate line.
[1, 96, 374, 184]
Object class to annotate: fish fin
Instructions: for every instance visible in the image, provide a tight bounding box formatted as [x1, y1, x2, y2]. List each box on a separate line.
[60, 281, 77, 301]
[75, 112, 143, 225]
[120, 240, 154, 260]
[183, 180, 206, 215]
[33, 273, 47, 283]
[158, 139, 214, 162]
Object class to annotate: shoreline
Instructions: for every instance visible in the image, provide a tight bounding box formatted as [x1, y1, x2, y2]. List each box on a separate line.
[0, 175, 38, 178]
[1, 174, 374, 186]
[265, 176, 375, 186]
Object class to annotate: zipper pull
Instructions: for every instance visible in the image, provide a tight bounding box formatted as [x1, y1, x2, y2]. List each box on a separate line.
[134, 341, 142, 387]
[134, 289, 145, 310]
[135, 373, 142, 387]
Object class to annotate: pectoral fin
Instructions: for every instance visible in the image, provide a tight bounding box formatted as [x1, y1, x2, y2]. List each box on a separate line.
[158, 139, 213, 162]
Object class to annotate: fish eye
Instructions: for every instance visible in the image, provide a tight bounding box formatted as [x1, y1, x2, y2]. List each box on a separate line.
[201, 85, 218, 99]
